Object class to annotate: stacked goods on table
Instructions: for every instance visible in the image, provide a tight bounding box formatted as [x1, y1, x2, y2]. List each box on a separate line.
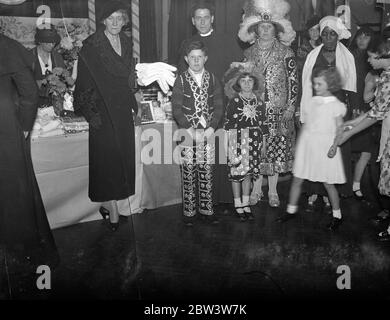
[61, 114, 89, 133]
[32, 107, 64, 138]
[31, 107, 89, 138]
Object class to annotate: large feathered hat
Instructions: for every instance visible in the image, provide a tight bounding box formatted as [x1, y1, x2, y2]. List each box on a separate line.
[238, 0, 296, 46]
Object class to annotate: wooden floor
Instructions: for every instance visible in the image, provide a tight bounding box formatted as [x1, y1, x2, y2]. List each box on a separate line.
[1, 178, 390, 300]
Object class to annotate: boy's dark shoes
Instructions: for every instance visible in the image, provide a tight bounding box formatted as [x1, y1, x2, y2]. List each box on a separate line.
[183, 215, 196, 227]
[200, 214, 219, 225]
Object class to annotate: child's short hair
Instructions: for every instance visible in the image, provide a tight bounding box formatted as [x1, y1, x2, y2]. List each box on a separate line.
[184, 40, 208, 56]
[311, 67, 343, 93]
[232, 72, 259, 92]
[191, 0, 215, 17]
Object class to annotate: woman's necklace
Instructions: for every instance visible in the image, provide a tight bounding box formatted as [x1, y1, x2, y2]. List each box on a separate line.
[323, 50, 336, 65]
[239, 93, 258, 124]
[239, 92, 256, 102]
[105, 31, 122, 56]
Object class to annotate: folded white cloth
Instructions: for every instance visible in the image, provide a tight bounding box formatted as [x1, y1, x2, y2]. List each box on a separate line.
[136, 62, 177, 94]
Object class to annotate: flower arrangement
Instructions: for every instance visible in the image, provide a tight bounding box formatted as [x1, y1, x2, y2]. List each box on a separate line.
[41, 67, 75, 115]
[56, 23, 85, 71]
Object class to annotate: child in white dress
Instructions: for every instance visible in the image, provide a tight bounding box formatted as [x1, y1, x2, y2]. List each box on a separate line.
[276, 67, 346, 231]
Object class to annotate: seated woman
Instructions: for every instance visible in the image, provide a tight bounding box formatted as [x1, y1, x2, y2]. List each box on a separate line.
[31, 26, 66, 107]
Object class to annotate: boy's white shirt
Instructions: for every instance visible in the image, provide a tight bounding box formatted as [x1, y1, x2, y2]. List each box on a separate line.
[187, 67, 207, 128]
[188, 67, 205, 87]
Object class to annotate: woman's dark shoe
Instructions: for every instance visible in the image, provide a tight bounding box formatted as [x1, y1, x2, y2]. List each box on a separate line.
[326, 217, 342, 231]
[353, 189, 364, 201]
[235, 207, 247, 222]
[99, 206, 110, 219]
[110, 221, 119, 231]
[276, 212, 296, 223]
[377, 230, 390, 241]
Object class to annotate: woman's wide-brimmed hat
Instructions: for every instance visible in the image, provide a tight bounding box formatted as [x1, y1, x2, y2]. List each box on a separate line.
[97, 0, 127, 22]
[238, 0, 296, 46]
[35, 26, 60, 44]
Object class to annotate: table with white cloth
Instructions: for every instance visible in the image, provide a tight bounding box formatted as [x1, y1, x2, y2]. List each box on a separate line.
[31, 122, 182, 229]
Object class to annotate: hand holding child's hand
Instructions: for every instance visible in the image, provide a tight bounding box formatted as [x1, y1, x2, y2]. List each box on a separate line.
[327, 144, 337, 158]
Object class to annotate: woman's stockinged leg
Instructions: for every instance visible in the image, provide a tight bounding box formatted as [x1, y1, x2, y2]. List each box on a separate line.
[353, 152, 371, 196]
[109, 200, 120, 223]
[268, 174, 279, 195]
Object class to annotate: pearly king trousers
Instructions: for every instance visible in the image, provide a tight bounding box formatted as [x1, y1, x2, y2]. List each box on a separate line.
[180, 142, 215, 217]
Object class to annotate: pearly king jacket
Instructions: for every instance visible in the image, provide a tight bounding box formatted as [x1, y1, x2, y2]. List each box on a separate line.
[172, 69, 224, 131]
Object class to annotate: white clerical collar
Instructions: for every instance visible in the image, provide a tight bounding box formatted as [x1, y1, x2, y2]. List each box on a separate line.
[188, 68, 205, 87]
[199, 29, 213, 37]
[38, 54, 52, 75]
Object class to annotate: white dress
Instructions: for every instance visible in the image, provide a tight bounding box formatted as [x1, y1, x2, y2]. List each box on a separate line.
[293, 96, 346, 184]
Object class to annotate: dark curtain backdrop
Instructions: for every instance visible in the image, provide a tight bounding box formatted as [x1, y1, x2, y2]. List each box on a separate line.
[168, 0, 245, 65]
[139, 0, 157, 62]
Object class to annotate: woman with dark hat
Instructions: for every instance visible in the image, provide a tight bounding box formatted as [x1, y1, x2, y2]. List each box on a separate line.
[31, 26, 66, 107]
[73, 0, 137, 231]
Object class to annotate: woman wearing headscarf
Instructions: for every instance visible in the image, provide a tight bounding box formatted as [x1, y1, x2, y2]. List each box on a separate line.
[31, 26, 66, 107]
[299, 16, 356, 213]
[73, 1, 137, 231]
[233, 0, 298, 208]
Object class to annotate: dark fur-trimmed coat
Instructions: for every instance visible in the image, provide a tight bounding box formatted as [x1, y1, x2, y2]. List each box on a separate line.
[74, 29, 138, 201]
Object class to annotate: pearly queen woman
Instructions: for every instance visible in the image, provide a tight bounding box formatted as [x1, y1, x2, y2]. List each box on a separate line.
[232, 0, 298, 207]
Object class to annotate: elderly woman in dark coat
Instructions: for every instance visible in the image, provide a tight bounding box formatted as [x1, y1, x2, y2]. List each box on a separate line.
[74, 1, 137, 231]
[0, 34, 58, 265]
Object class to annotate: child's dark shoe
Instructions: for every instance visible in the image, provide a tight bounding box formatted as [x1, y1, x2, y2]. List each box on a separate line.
[276, 212, 296, 223]
[243, 206, 254, 220]
[326, 217, 342, 231]
[234, 207, 247, 222]
[183, 215, 196, 227]
[201, 214, 219, 225]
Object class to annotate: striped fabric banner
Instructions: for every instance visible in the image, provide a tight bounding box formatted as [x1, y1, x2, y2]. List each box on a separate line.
[88, 0, 96, 33]
[132, 0, 140, 62]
